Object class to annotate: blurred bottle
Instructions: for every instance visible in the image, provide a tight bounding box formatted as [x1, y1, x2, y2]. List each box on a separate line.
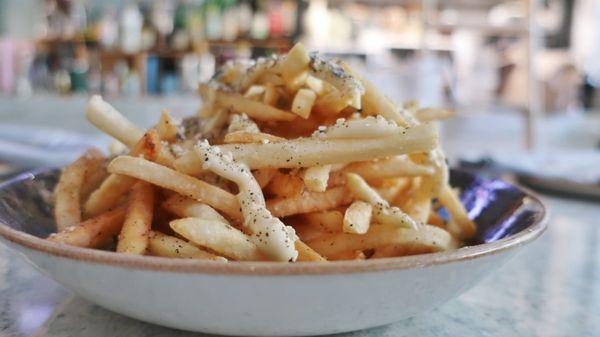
[171, 0, 190, 51]
[188, 4, 205, 48]
[97, 9, 119, 49]
[204, 0, 223, 40]
[140, 3, 158, 51]
[120, 4, 143, 54]
[251, 0, 270, 40]
[222, 0, 240, 41]
[153, 0, 175, 49]
[268, 1, 283, 38]
[70, 45, 89, 93]
[237, 0, 253, 38]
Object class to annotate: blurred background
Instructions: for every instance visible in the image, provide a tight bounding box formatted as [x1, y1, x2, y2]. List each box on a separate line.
[0, 0, 598, 197]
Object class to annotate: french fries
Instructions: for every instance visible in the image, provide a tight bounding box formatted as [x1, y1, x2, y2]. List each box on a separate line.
[302, 165, 331, 192]
[117, 182, 155, 254]
[54, 148, 104, 231]
[107, 156, 242, 221]
[307, 224, 456, 258]
[86, 95, 145, 148]
[343, 201, 372, 234]
[175, 123, 438, 172]
[49, 43, 476, 263]
[171, 218, 264, 261]
[267, 187, 353, 218]
[49, 207, 126, 248]
[148, 231, 227, 261]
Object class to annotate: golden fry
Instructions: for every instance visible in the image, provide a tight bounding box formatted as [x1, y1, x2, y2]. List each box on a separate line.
[267, 187, 353, 218]
[55, 148, 104, 231]
[48, 207, 126, 248]
[117, 182, 155, 255]
[148, 231, 226, 261]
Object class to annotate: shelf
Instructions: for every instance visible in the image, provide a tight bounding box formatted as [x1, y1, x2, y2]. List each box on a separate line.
[425, 22, 529, 36]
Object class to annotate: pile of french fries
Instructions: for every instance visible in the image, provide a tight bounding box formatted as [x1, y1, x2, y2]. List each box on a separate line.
[48, 43, 476, 262]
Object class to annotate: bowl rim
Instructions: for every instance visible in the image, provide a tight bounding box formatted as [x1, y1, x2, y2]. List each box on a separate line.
[0, 169, 548, 276]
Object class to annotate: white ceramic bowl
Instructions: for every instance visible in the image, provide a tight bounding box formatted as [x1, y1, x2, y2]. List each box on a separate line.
[0, 170, 547, 336]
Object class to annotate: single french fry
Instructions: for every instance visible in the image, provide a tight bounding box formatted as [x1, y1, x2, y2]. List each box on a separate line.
[307, 223, 456, 258]
[291, 88, 317, 119]
[308, 54, 364, 109]
[244, 85, 266, 99]
[208, 85, 296, 122]
[293, 223, 331, 242]
[156, 110, 180, 142]
[328, 156, 433, 187]
[427, 211, 446, 229]
[227, 113, 260, 133]
[375, 178, 411, 204]
[253, 168, 278, 189]
[302, 165, 331, 192]
[48, 207, 126, 248]
[343, 201, 372, 234]
[305, 75, 325, 95]
[147, 231, 227, 261]
[116, 182, 155, 254]
[328, 250, 366, 261]
[295, 240, 327, 262]
[265, 171, 304, 198]
[404, 177, 434, 223]
[175, 123, 438, 172]
[224, 131, 285, 144]
[162, 194, 229, 224]
[438, 185, 476, 239]
[267, 187, 353, 218]
[79, 159, 108, 201]
[262, 82, 280, 106]
[312, 116, 400, 139]
[107, 156, 242, 221]
[312, 89, 349, 116]
[86, 95, 145, 148]
[170, 218, 264, 261]
[200, 107, 228, 136]
[279, 43, 311, 85]
[303, 210, 344, 232]
[84, 130, 163, 217]
[346, 173, 418, 229]
[55, 148, 105, 231]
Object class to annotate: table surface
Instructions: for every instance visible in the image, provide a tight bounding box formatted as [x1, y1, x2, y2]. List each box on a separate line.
[1, 97, 599, 337]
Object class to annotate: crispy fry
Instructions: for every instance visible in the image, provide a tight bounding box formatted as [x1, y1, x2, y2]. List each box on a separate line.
[48, 207, 126, 248]
[307, 224, 456, 258]
[84, 130, 163, 217]
[156, 110, 180, 142]
[438, 185, 476, 239]
[291, 89, 317, 119]
[302, 165, 331, 192]
[374, 178, 411, 204]
[208, 85, 296, 122]
[265, 171, 304, 198]
[293, 223, 331, 242]
[147, 231, 227, 261]
[175, 123, 438, 172]
[346, 173, 418, 229]
[253, 168, 278, 189]
[107, 156, 242, 221]
[86, 95, 145, 148]
[224, 131, 285, 144]
[54, 149, 105, 231]
[343, 201, 372, 234]
[162, 194, 229, 224]
[243, 85, 266, 99]
[116, 182, 155, 254]
[227, 113, 260, 133]
[278, 43, 311, 85]
[170, 218, 264, 261]
[262, 82, 280, 106]
[303, 210, 344, 232]
[79, 159, 108, 201]
[312, 89, 349, 117]
[267, 187, 353, 218]
[295, 240, 327, 262]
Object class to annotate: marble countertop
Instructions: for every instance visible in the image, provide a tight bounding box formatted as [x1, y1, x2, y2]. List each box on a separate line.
[1, 98, 599, 336]
[1, 193, 599, 337]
